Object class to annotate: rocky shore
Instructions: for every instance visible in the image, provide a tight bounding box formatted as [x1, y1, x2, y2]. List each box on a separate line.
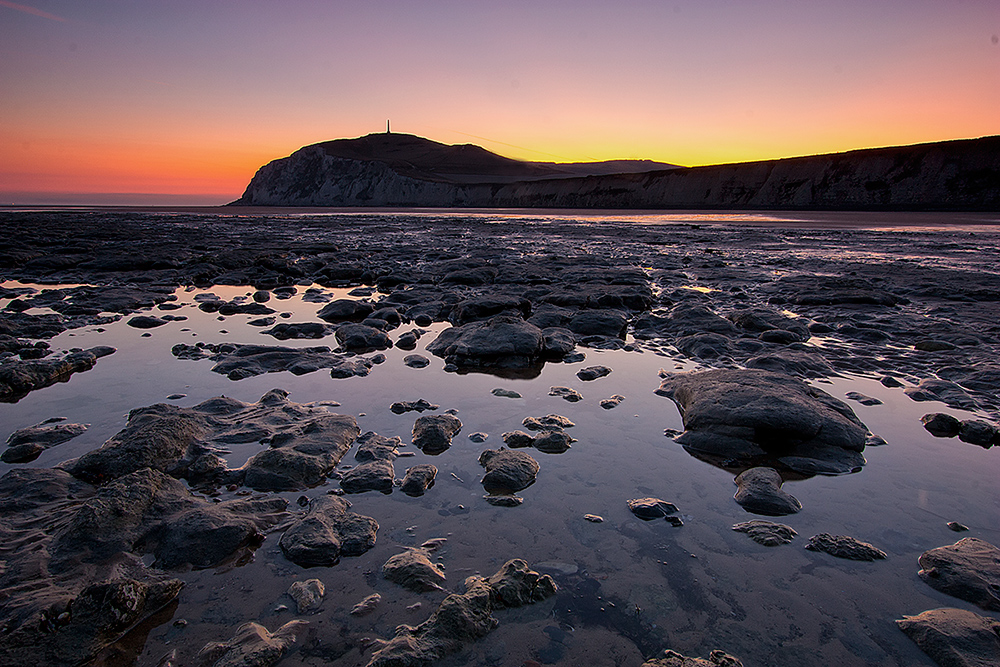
[2, 209, 1000, 667]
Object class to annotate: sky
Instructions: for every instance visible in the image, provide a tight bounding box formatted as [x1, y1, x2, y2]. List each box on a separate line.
[1, 0, 998, 205]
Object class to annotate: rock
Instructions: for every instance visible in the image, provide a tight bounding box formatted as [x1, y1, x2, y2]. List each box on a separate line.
[355, 432, 400, 462]
[412, 414, 462, 454]
[366, 559, 556, 667]
[641, 649, 744, 667]
[400, 464, 438, 496]
[425, 315, 547, 369]
[288, 579, 325, 614]
[532, 430, 574, 454]
[0, 346, 115, 402]
[958, 420, 997, 448]
[336, 323, 392, 351]
[915, 339, 958, 351]
[948, 522, 970, 532]
[3, 421, 88, 463]
[449, 294, 531, 325]
[395, 330, 418, 350]
[634, 303, 737, 339]
[897, 608, 1000, 667]
[127, 315, 168, 329]
[917, 538, 1000, 611]
[732, 520, 798, 546]
[542, 327, 577, 357]
[566, 309, 628, 338]
[479, 448, 539, 494]
[923, 413, 962, 437]
[576, 365, 612, 381]
[316, 299, 375, 323]
[484, 494, 523, 507]
[549, 386, 583, 402]
[584, 514, 604, 523]
[196, 620, 308, 667]
[262, 322, 336, 339]
[600, 394, 625, 409]
[403, 354, 431, 368]
[845, 391, 883, 406]
[351, 593, 382, 616]
[502, 431, 535, 448]
[278, 496, 378, 567]
[745, 349, 837, 379]
[340, 459, 395, 494]
[805, 533, 887, 561]
[905, 379, 978, 411]
[491, 387, 522, 399]
[656, 369, 868, 475]
[172, 342, 374, 379]
[733, 468, 802, 516]
[674, 333, 734, 360]
[391, 399, 439, 414]
[382, 548, 447, 592]
[522, 414, 575, 431]
[468, 432, 488, 443]
[627, 497, 679, 520]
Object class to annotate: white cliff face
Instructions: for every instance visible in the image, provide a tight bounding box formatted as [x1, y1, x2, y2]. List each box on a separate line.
[234, 137, 1000, 210]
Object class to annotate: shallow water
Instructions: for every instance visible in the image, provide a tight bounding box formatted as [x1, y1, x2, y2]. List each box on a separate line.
[2, 213, 1000, 667]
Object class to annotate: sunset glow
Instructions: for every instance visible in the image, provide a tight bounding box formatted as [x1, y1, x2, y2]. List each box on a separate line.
[2, 0, 998, 205]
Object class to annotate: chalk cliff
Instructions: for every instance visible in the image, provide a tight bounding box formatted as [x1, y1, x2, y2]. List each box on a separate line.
[232, 133, 1000, 210]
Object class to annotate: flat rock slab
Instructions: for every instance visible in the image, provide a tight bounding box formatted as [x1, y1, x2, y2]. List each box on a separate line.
[732, 520, 797, 546]
[627, 497, 679, 520]
[0, 346, 115, 403]
[656, 368, 868, 475]
[171, 342, 375, 379]
[197, 620, 309, 667]
[263, 322, 337, 339]
[734, 467, 802, 516]
[479, 448, 539, 494]
[918, 538, 1000, 611]
[897, 608, 1000, 667]
[426, 315, 550, 369]
[905, 379, 978, 411]
[642, 649, 744, 667]
[279, 496, 378, 567]
[382, 548, 447, 592]
[367, 559, 557, 667]
[412, 414, 463, 454]
[3, 421, 88, 463]
[805, 533, 887, 561]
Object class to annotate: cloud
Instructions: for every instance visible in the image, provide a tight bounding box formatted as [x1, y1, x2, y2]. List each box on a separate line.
[0, 0, 66, 22]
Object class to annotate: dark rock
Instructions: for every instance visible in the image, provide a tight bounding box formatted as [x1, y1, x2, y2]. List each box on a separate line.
[845, 391, 882, 406]
[172, 342, 373, 379]
[600, 394, 625, 409]
[426, 315, 546, 369]
[382, 548, 447, 592]
[355, 432, 401, 461]
[449, 295, 531, 325]
[729, 308, 810, 341]
[279, 496, 378, 567]
[262, 322, 336, 339]
[641, 649, 744, 667]
[805, 533, 887, 561]
[196, 620, 309, 667]
[746, 349, 837, 379]
[634, 303, 737, 339]
[3, 421, 88, 463]
[316, 299, 374, 323]
[675, 333, 733, 360]
[905, 379, 978, 411]
[127, 315, 168, 329]
[335, 323, 391, 351]
[576, 365, 612, 381]
[479, 448, 539, 494]
[656, 369, 868, 475]
[627, 497, 679, 520]
[958, 420, 997, 448]
[532, 430, 574, 454]
[391, 399, 439, 414]
[340, 459, 395, 494]
[501, 431, 536, 448]
[485, 494, 523, 507]
[522, 414, 575, 431]
[541, 327, 577, 358]
[549, 385, 583, 402]
[918, 538, 1000, 611]
[288, 579, 325, 614]
[734, 468, 802, 516]
[351, 593, 382, 617]
[404, 354, 431, 368]
[468, 432, 488, 443]
[915, 339, 958, 352]
[948, 522, 970, 532]
[765, 274, 906, 307]
[922, 413, 963, 437]
[0, 346, 115, 402]
[897, 608, 1000, 667]
[400, 464, 437, 496]
[395, 330, 418, 349]
[732, 520, 797, 546]
[491, 387, 522, 399]
[366, 559, 556, 667]
[566, 309, 628, 338]
[412, 414, 462, 454]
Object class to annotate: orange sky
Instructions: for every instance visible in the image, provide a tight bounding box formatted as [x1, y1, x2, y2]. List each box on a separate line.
[1, 0, 998, 205]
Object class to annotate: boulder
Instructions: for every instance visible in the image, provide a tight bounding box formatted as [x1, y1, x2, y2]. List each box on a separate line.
[897, 608, 1000, 667]
[733, 468, 802, 516]
[627, 497, 679, 520]
[805, 533, 887, 561]
[316, 299, 375, 323]
[340, 459, 395, 494]
[922, 413, 962, 437]
[382, 548, 447, 592]
[426, 315, 547, 369]
[412, 414, 463, 454]
[335, 323, 392, 351]
[279, 496, 378, 567]
[449, 294, 531, 325]
[479, 448, 539, 494]
[400, 464, 438, 496]
[917, 538, 1000, 611]
[127, 315, 168, 329]
[566, 309, 628, 338]
[656, 369, 868, 475]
